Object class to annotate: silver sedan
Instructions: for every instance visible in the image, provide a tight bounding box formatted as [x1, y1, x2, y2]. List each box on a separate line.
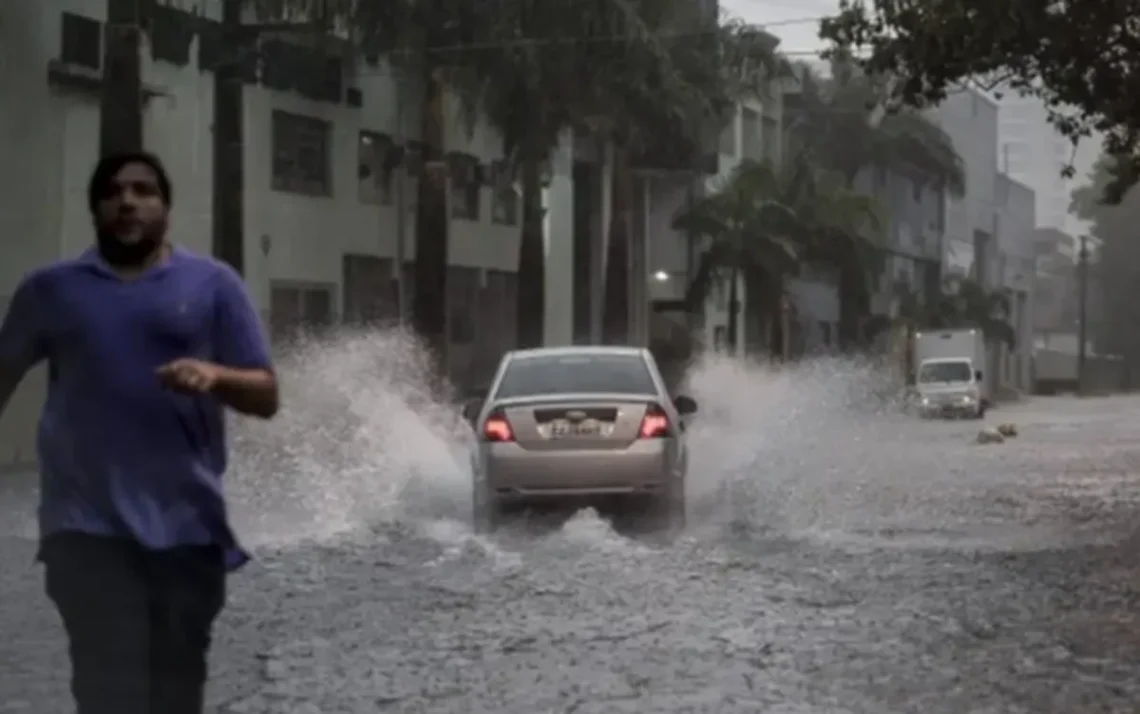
[462, 346, 698, 532]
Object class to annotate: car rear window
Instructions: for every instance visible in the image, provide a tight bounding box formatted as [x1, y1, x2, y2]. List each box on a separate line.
[494, 353, 658, 398]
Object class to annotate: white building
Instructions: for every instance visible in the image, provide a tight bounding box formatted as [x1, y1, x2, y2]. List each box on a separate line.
[0, 0, 577, 468]
[929, 88, 1037, 395]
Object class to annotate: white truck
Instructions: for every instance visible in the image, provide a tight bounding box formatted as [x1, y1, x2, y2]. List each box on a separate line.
[912, 328, 989, 419]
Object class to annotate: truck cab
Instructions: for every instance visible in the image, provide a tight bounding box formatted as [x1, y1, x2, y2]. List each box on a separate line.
[913, 328, 989, 419]
[915, 357, 985, 418]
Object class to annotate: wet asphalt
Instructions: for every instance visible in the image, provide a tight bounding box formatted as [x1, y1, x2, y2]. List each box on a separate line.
[2, 395, 1139, 713]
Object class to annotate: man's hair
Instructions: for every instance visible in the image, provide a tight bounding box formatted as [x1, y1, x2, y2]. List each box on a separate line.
[87, 151, 173, 212]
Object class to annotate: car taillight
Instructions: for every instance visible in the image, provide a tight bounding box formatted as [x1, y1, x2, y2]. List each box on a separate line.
[639, 404, 671, 439]
[482, 413, 514, 442]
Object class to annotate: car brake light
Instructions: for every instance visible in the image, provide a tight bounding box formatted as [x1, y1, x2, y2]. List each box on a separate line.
[483, 413, 514, 442]
[639, 404, 671, 438]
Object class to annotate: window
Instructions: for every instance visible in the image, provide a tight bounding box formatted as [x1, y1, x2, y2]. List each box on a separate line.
[269, 282, 335, 343]
[358, 131, 394, 205]
[494, 353, 658, 398]
[449, 154, 481, 220]
[492, 185, 518, 225]
[271, 111, 332, 196]
[342, 254, 398, 325]
[60, 12, 101, 70]
[149, 5, 194, 66]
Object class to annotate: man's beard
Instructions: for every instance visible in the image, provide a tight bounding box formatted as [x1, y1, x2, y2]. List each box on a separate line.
[95, 226, 164, 267]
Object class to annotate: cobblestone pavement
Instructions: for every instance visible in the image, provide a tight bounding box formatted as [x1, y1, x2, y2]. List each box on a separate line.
[3, 395, 1139, 713]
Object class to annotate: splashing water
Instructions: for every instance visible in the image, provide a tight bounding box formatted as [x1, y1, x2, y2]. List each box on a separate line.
[227, 331, 916, 552]
[683, 352, 910, 536]
[228, 328, 472, 547]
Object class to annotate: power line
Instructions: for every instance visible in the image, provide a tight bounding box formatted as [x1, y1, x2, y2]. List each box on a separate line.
[343, 19, 831, 59]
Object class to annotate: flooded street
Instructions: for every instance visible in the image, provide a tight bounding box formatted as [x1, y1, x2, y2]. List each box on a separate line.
[3, 350, 1139, 713]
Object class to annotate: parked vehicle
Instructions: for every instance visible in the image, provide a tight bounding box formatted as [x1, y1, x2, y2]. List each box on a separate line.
[912, 328, 988, 419]
[462, 346, 697, 533]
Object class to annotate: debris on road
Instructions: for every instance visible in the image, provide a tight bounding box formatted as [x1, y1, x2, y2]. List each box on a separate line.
[996, 423, 1019, 437]
[976, 428, 1005, 444]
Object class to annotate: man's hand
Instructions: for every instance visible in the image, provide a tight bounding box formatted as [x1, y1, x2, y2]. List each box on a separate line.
[156, 358, 222, 394]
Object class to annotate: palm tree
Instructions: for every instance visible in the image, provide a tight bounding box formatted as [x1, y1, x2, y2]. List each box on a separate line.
[588, 12, 789, 345]
[673, 159, 800, 352]
[674, 152, 884, 355]
[785, 60, 965, 348]
[452, 0, 664, 349]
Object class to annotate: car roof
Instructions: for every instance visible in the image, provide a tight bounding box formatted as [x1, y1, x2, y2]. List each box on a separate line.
[504, 345, 649, 361]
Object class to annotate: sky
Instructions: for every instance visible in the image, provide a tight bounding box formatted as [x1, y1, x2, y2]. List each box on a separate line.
[722, 0, 1099, 236]
[720, 0, 838, 58]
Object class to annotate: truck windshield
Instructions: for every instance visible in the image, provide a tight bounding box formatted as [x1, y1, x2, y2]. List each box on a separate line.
[918, 361, 973, 384]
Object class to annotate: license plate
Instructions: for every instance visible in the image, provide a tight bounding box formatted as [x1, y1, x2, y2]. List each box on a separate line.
[547, 419, 612, 438]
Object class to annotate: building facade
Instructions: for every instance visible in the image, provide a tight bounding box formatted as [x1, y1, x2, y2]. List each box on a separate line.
[928, 88, 1038, 394]
[0, 0, 552, 468]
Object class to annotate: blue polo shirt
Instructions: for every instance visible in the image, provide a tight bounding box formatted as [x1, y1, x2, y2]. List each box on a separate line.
[0, 247, 272, 570]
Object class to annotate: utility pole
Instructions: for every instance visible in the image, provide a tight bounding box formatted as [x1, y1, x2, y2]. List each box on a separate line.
[99, 0, 146, 155]
[1077, 234, 1090, 395]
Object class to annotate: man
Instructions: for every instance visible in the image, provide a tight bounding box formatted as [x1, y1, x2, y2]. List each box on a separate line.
[0, 151, 279, 714]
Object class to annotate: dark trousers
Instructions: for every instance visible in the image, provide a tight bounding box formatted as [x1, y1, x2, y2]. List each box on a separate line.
[41, 532, 226, 714]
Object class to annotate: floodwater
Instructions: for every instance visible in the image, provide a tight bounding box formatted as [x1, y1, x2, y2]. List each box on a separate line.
[2, 331, 1138, 713]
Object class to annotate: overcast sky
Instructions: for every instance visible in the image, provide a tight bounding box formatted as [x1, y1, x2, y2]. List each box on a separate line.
[720, 0, 838, 59]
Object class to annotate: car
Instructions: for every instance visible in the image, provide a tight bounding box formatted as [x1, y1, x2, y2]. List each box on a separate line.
[462, 345, 698, 533]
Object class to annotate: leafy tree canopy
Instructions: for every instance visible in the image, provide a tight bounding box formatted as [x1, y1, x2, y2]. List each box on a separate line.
[819, 0, 1140, 203]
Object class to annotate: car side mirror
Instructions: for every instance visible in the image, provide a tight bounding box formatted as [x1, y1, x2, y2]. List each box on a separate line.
[975, 370, 983, 381]
[673, 395, 698, 415]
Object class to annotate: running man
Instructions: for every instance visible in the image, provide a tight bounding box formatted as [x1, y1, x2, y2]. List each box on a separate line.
[0, 151, 279, 714]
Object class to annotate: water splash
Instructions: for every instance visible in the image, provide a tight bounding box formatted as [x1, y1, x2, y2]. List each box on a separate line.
[683, 352, 909, 536]
[228, 328, 472, 547]
[227, 332, 913, 552]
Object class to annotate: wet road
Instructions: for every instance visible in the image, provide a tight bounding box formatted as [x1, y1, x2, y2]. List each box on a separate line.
[3, 395, 1139, 713]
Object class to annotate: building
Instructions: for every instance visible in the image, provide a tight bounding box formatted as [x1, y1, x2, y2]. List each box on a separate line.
[997, 94, 1071, 231]
[0, 0, 553, 468]
[997, 91, 1100, 241]
[928, 88, 1038, 395]
[928, 89, 1001, 288]
[994, 174, 1036, 391]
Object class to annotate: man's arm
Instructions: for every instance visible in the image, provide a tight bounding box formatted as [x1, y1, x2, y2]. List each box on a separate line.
[0, 276, 47, 418]
[211, 266, 278, 419]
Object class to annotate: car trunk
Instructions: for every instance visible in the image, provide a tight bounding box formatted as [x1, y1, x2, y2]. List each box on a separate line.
[500, 399, 656, 451]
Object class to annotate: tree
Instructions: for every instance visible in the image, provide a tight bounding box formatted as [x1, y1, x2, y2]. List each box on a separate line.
[819, 0, 1140, 204]
[873, 276, 1016, 346]
[673, 159, 800, 352]
[584, 11, 788, 344]
[673, 153, 883, 355]
[453, 0, 669, 350]
[784, 61, 964, 348]
[1071, 153, 1140, 378]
